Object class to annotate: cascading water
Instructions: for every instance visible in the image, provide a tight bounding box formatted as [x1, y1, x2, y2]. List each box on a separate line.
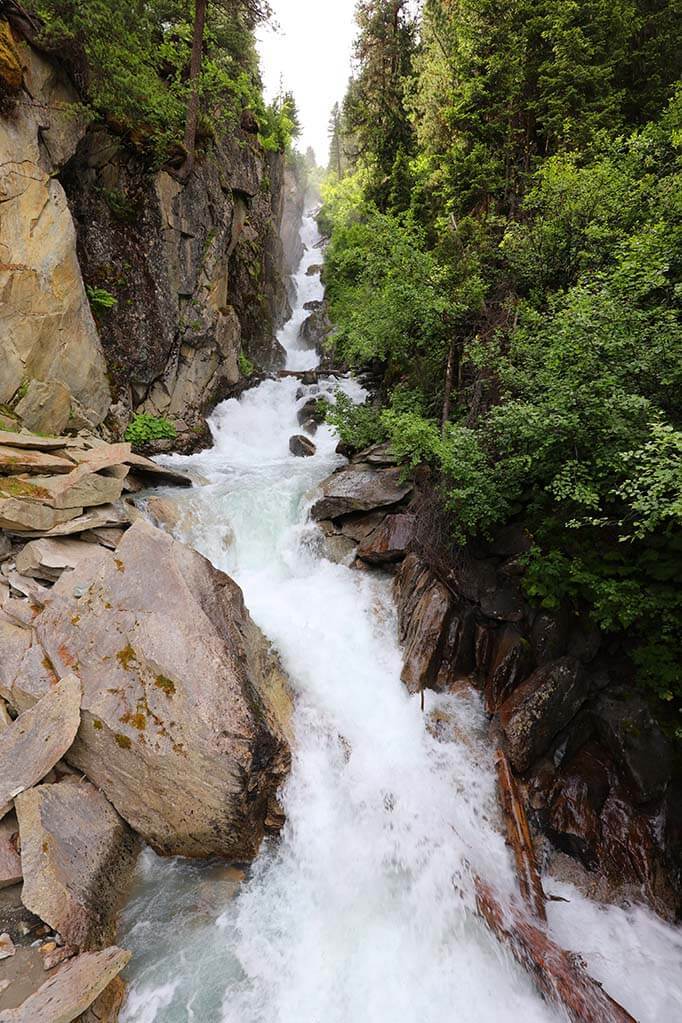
[119, 209, 682, 1023]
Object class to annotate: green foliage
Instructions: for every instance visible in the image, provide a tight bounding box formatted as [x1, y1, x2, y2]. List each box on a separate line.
[86, 285, 117, 313]
[29, 0, 281, 161]
[124, 413, 177, 445]
[325, 392, 387, 450]
[322, 1, 682, 728]
[238, 352, 255, 377]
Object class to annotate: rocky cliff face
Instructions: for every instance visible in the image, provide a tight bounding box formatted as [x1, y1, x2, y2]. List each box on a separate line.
[0, 22, 304, 443]
[0, 27, 110, 430]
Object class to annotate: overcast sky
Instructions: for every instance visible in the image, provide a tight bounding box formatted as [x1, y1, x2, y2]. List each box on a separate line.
[257, 0, 358, 165]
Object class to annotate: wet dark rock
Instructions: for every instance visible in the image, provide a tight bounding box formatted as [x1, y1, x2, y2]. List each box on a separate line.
[335, 440, 353, 459]
[497, 657, 590, 773]
[530, 609, 569, 666]
[298, 302, 332, 350]
[484, 627, 533, 712]
[400, 579, 453, 695]
[289, 435, 316, 458]
[297, 398, 328, 433]
[593, 694, 673, 804]
[357, 514, 416, 564]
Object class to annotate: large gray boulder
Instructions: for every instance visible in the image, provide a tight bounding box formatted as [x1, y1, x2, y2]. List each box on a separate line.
[15, 782, 139, 949]
[311, 464, 413, 521]
[36, 520, 292, 859]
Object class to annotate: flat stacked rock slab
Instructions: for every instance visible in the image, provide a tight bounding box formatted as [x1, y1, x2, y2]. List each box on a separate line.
[0, 676, 81, 820]
[15, 782, 139, 949]
[0, 947, 130, 1023]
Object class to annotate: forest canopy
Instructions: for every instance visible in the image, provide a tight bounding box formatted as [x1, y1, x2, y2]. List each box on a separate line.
[322, 0, 682, 736]
[22, 0, 297, 160]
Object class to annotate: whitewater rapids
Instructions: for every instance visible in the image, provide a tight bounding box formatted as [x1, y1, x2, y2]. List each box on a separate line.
[119, 210, 682, 1023]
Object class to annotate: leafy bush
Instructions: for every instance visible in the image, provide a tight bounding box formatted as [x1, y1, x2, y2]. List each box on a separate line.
[124, 413, 177, 446]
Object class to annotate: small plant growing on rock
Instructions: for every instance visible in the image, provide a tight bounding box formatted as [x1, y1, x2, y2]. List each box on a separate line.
[238, 352, 255, 377]
[124, 413, 177, 446]
[86, 285, 117, 314]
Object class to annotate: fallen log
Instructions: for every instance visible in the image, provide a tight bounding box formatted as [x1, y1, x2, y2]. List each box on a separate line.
[494, 744, 547, 921]
[474, 879, 637, 1023]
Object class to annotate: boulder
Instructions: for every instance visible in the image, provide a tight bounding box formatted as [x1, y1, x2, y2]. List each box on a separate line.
[15, 539, 108, 583]
[297, 398, 327, 429]
[35, 520, 292, 859]
[15, 782, 139, 949]
[124, 453, 192, 488]
[16, 504, 130, 540]
[497, 657, 589, 773]
[0, 432, 72, 452]
[483, 627, 533, 712]
[0, 618, 31, 698]
[289, 435, 316, 458]
[27, 474, 125, 511]
[0, 947, 130, 1023]
[357, 513, 415, 564]
[14, 382, 72, 438]
[0, 675, 81, 820]
[311, 465, 413, 521]
[353, 442, 399, 467]
[75, 977, 125, 1023]
[298, 303, 331, 350]
[0, 638, 60, 712]
[0, 815, 22, 890]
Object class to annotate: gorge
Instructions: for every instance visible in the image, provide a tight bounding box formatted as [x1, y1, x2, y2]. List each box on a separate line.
[0, 2, 681, 1022]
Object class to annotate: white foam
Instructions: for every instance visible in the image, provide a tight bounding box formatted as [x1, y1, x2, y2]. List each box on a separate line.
[119, 206, 682, 1023]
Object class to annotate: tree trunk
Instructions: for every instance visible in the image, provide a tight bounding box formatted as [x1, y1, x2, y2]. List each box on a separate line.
[474, 880, 637, 1023]
[441, 339, 456, 435]
[181, 0, 208, 181]
[493, 743, 547, 921]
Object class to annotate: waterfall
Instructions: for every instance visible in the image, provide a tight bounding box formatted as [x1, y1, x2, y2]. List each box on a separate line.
[119, 210, 682, 1023]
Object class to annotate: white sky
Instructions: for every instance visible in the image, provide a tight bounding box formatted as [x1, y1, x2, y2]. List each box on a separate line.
[257, 0, 358, 164]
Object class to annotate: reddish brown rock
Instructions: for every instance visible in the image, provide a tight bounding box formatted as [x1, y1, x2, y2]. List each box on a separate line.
[357, 513, 415, 564]
[401, 579, 453, 695]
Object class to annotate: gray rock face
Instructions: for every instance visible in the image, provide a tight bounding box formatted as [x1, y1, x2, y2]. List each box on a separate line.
[311, 465, 413, 521]
[298, 302, 332, 351]
[497, 658, 590, 773]
[36, 520, 292, 859]
[15, 782, 139, 949]
[0, 946, 130, 1023]
[0, 38, 110, 426]
[0, 676, 81, 820]
[61, 128, 292, 431]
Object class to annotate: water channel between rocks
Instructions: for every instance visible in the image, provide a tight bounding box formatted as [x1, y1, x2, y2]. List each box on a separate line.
[118, 210, 682, 1023]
